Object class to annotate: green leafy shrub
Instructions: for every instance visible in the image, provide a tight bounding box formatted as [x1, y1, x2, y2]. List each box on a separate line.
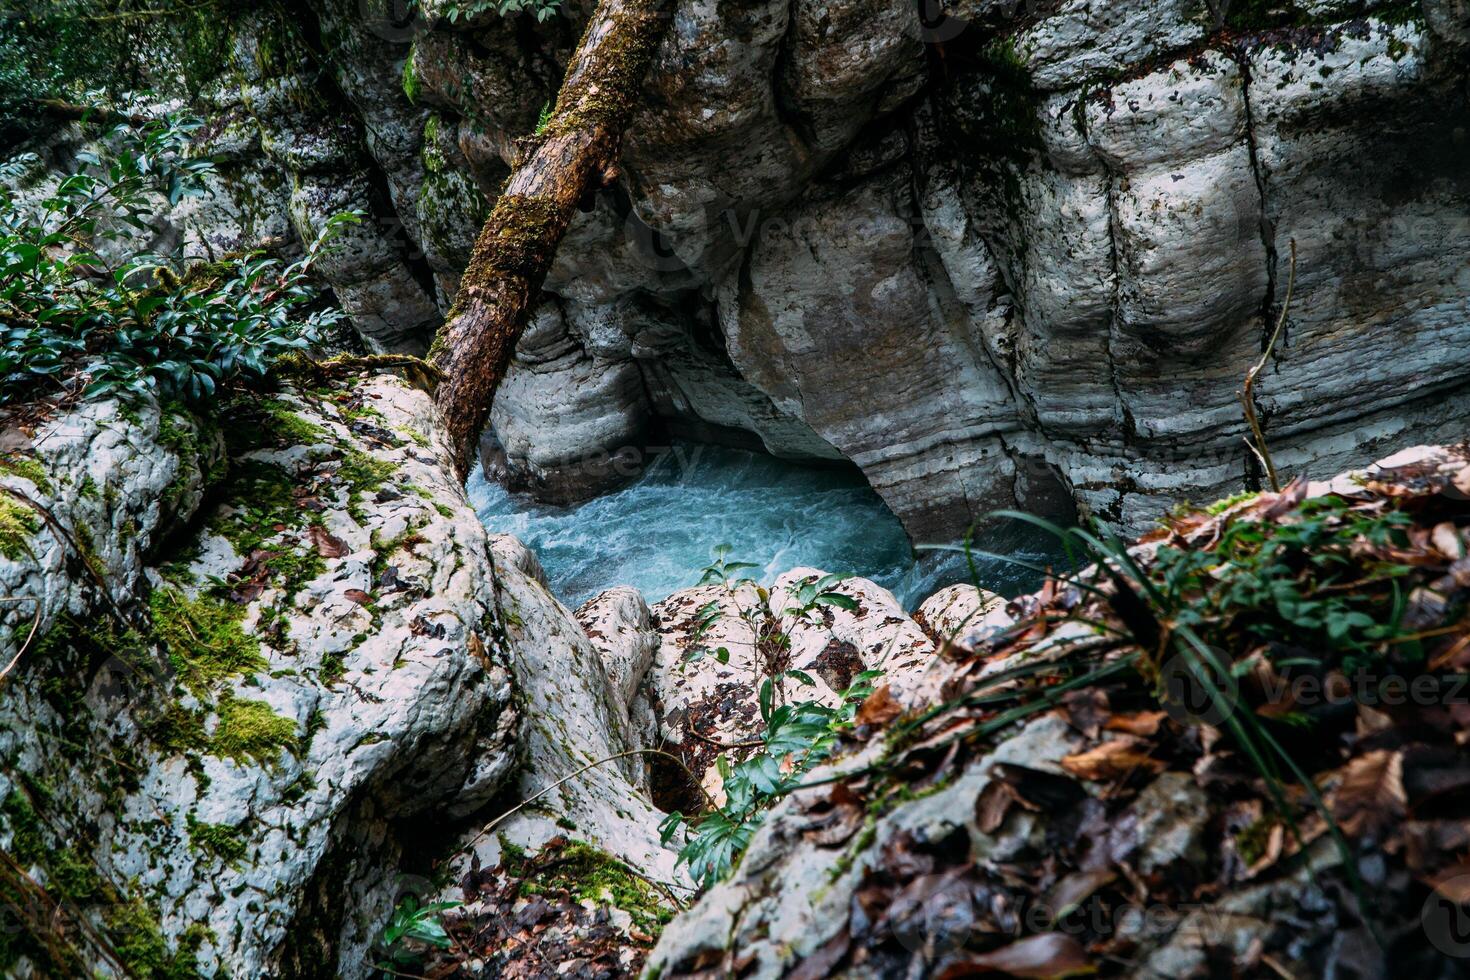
[660, 666, 880, 888]
[1, 116, 352, 406]
[376, 893, 458, 977]
[442, 0, 563, 25]
[0, 1, 240, 146]
[660, 547, 880, 888]
[1149, 494, 1417, 674]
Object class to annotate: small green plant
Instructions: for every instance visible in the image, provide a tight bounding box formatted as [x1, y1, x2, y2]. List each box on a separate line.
[0, 115, 353, 407]
[1149, 494, 1416, 674]
[661, 666, 880, 888]
[534, 100, 553, 135]
[965, 497, 1426, 920]
[376, 893, 459, 977]
[661, 546, 880, 888]
[443, 0, 562, 24]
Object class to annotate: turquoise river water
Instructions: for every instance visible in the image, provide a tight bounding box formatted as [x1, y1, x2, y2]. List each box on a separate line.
[468, 443, 1056, 609]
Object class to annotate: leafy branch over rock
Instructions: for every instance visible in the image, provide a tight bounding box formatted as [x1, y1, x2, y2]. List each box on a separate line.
[1, 117, 352, 408]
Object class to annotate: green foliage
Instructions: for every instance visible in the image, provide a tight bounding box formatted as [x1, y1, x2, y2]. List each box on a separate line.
[663, 546, 881, 888]
[0, 451, 53, 493]
[1205, 490, 1259, 515]
[105, 892, 206, 979]
[1, 116, 353, 407]
[376, 893, 458, 977]
[149, 587, 265, 695]
[0, 1, 240, 144]
[662, 667, 879, 888]
[1150, 496, 1416, 673]
[987, 501, 1404, 915]
[338, 450, 396, 498]
[443, 0, 563, 24]
[400, 53, 420, 103]
[508, 839, 673, 933]
[0, 494, 39, 560]
[185, 814, 248, 865]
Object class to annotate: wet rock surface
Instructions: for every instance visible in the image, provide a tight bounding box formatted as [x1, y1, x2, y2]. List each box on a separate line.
[7, 372, 1470, 979]
[15, 1, 1470, 539]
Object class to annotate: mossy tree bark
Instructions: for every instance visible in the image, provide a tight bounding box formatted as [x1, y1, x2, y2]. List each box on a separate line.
[429, 0, 672, 478]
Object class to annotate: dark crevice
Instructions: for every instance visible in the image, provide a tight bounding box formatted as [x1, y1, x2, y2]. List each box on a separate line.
[1094, 136, 1134, 447]
[1230, 47, 1278, 491]
[1231, 51, 1280, 351]
[295, 1, 440, 313]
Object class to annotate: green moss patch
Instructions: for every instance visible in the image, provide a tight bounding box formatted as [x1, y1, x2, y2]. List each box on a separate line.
[106, 893, 206, 979]
[204, 457, 328, 599]
[337, 449, 397, 520]
[150, 588, 265, 695]
[186, 814, 249, 865]
[260, 403, 328, 447]
[0, 453, 53, 494]
[508, 839, 673, 935]
[0, 495, 39, 560]
[211, 695, 297, 765]
[1205, 490, 1260, 515]
[223, 397, 328, 456]
[1, 791, 204, 977]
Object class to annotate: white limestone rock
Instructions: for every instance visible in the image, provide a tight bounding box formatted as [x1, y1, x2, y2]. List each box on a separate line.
[441, 535, 679, 894]
[915, 582, 1012, 648]
[488, 305, 653, 502]
[1010, 0, 1212, 91]
[0, 378, 518, 977]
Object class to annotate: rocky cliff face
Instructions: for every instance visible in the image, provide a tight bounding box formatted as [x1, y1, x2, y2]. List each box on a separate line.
[10, 3, 1470, 534]
[0, 379, 520, 975]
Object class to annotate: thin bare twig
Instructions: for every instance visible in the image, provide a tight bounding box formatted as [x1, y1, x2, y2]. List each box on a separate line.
[0, 603, 42, 686]
[462, 748, 715, 860]
[1239, 240, 1298, 492]
[686, 728, 764, 751]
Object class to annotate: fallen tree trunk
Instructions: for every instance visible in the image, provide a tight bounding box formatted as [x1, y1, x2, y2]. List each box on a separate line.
[429, 0, 672, 478]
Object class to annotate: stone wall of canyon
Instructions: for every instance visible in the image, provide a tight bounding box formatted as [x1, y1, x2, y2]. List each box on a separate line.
[14, 0, 1470, 538]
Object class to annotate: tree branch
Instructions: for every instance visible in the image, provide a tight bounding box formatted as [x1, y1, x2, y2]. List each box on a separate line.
[428, 0, 673, 478]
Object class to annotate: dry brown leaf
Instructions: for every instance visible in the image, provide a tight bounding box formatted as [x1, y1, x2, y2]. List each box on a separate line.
[1062, 688, 1109, 739]
[1330, 749, 1406, 839]
[1355, 704, 1394, 735]
[1103, 710, 1167, 737]
[343, 588, 374, 606]
[975, 780, 1020, 833]
[1044, 868, 1117, 921]
[1426, 863, 1470, 903]
[1261, 477, 1309, 520]
[1431, 521, 1464, 559]
[935, 932, 1092, 979]
[1453, 463, 1470, 500]
[856, 684, 902, 726]
[786, 928, 849, 980]
[467, 631, 492, 670]
[1059, 738, 1166, 782]
[308, 524, 349, 558]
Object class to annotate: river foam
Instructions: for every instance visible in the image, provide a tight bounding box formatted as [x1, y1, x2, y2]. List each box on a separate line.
[469, 443, 1057, 609]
